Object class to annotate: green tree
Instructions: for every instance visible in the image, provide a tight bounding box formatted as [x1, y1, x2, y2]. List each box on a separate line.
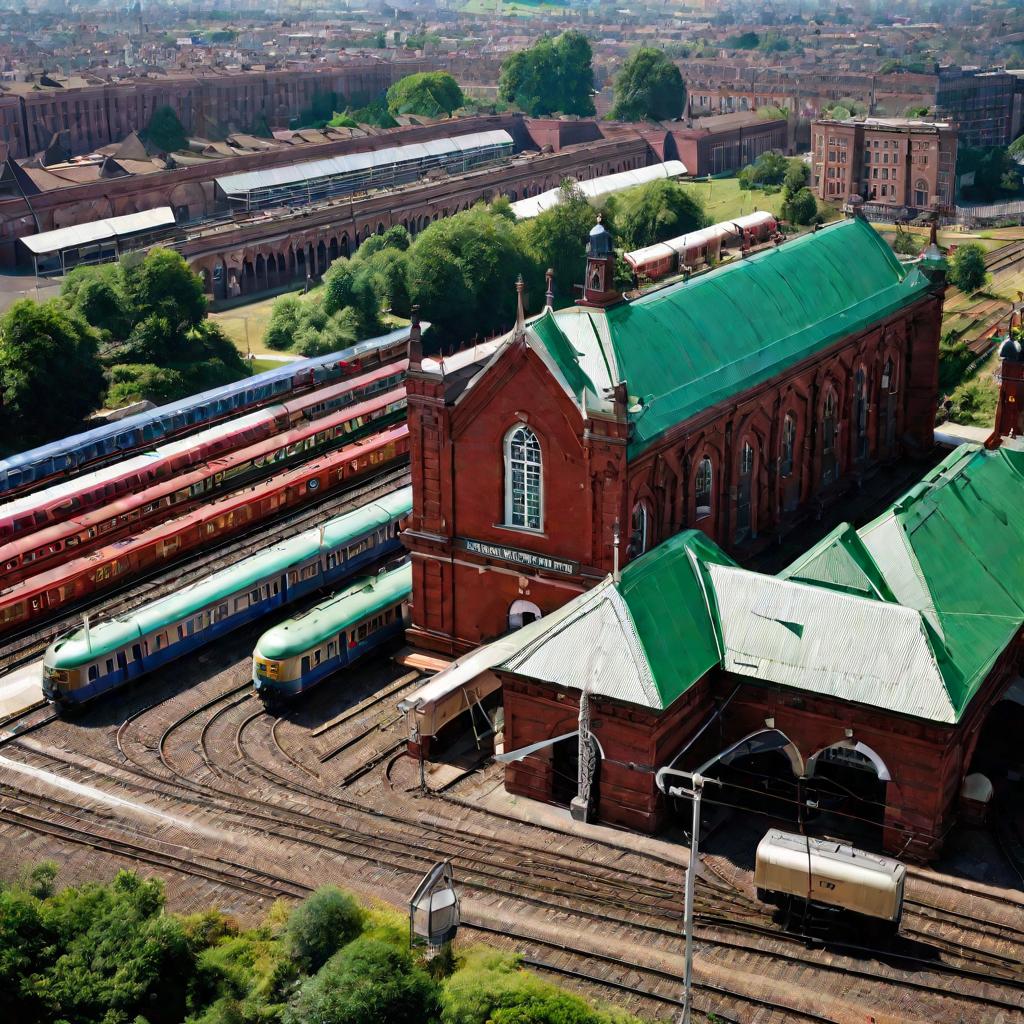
[1010, 134, 1024, 160]
[519, 181, 601, 302]
[407, 203, 535, 343]
[498, 32, 595, 117]
[106, 363, 188, 405]
[386, 72, 464, 117]
[0, 299, 105, 449]
[36, 871, 194, 1024]
[609, 178, 706, 250]
[949, 243, 988, 294]
[265, 295, 303, 351]
[121, 248, 208, 334]
[826, 105, 852, 120]
[782, 186, 818, 225]
[891, 231, 922, 256]
[284, 938, 440, 1024]
[145, 105, 188, 152]
[610, 48, 685, 122]
[737, 150, 790, 188]
[321, 258, 383, 335]
[724, 31, 759, 48]
[783, 158, 809, 193]
[287, 887, 364, 973]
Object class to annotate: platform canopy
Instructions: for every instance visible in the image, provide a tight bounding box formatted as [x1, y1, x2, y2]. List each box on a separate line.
[508, 160, 687, 220]
[21, 206, 176, 256]
[215, 129, 514, 210]
[498, 442, 1024, 725]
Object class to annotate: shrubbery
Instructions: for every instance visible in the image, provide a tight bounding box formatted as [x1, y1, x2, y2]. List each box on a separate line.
[0, 865, 645, 1024]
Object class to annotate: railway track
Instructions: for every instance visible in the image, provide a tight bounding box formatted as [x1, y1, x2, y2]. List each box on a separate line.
[0, 462, 410, 674]
[2, 665, 1022, 1023]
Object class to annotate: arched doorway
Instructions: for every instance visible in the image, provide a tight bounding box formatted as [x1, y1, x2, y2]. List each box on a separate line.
[806, 740, 890, 845]
[701, 729, 804, 821]
[508, 600, 542, 631]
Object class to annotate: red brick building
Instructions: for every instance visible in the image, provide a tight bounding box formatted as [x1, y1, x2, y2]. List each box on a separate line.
[403, 215, 945, 658]
[495, 438, 1024, 860]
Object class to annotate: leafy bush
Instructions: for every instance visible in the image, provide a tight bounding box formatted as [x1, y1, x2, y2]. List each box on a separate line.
[284, 938, 440, 1024]
[948, 243, 988, 294]
[607, 178, 706, 251]
[286, 887, 364, 973]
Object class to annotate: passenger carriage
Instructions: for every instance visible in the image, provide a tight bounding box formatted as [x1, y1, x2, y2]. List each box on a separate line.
[0, 326, 410, 498]
[41, 488, 412, 708]
[253, 561, 412, 702]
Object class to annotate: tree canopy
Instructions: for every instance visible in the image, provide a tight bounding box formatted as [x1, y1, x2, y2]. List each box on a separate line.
[386, 72, 465, 117]
[611, 48, 685, 122]
[0, 298, 105, 450]
[606, 178, 707, 251]
[498, 32, 595, 117]
[145, 105, 188, 152]
[948, 242, 988, 294]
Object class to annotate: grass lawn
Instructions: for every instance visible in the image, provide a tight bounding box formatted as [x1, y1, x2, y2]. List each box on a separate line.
[676, 176, 840, 226]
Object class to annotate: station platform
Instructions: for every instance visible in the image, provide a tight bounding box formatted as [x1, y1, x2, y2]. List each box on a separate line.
[0, 660, 44, 718]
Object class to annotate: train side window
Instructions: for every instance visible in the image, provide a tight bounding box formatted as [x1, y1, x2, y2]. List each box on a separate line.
[178, 625, 185, 640]
[155, 634, 164, 650]
[301, 564, 317, 580]
[88, 665, 98, 681]
[249, 589, 260, 603]
[328, 641, 336, 658]
[131, 644, 142, 662]
[217, 603, 228, 621]
[313, 649, 322, 666]
[301, 656, 311, 674]
[288, 571, 298, 585]
[106, 659, 114, 674]
[235, 597, 248, 612]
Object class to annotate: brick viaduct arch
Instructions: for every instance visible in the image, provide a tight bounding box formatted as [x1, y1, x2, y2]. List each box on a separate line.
[187, 147, 650, 300]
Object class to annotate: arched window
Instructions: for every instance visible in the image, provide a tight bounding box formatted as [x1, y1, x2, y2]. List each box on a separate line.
[855, 367, 869, 461]
[821, 389, 838, 487]
[735, 440, 755, 542]
[881, 357, 898, 451]
[695, 457, 713, 520]
[914, 178, 929, 208]
[630, 501, 650, 557]
[780, 413, 796, 477]
[504, 425, 542, 531]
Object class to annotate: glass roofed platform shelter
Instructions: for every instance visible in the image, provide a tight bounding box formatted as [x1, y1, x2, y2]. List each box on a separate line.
[215, 129, 515, 213]
[19, 206, 177, 276]
[481, 441, 1024, 861]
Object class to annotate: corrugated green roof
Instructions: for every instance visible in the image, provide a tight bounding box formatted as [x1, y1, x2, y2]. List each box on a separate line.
[45, 487, 412, 668]
[785, 443, 1024, 719]
[501, 443, 1024, 724]
[531, 219, 933, 458]
[254, 561, 411, 660]
[616, 530, 733, 707]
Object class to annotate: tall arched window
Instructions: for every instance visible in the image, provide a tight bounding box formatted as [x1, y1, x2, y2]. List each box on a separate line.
[821, 389, 838, 487]
[881, 357, 898, 452]
[781, 413, 796, 477]
[914, 179, 929, 208]
[735, 440, 755, 542]
[504, 425, 542, 531]
[854, 367, 869, 461]
[695, 457, 713, 520]
[630, 502, 651, 557]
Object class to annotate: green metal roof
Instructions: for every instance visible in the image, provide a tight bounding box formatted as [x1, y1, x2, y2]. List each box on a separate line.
[254, 561, 411, 661]
[784, 442, 1024, 720]
[45, 487, 412, 669]
[530, 218, 933, 458]
[501, 444, 1024, 724]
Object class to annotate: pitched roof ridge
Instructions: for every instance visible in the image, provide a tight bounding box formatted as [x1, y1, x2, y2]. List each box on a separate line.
[605, 584, 663, 707]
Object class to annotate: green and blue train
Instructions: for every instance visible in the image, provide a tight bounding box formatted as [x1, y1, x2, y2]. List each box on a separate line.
[41, 487, 412, 708]
[252, 561, 412, 703]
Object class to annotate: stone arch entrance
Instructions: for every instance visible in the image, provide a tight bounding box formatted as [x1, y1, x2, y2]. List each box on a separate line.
[806, 740, 891, 845]
[700, 728, 804, 820]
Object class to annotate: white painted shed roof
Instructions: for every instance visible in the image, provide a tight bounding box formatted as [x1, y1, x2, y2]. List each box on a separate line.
[509, 160, 687, 220]
[21, 206, 176, 255]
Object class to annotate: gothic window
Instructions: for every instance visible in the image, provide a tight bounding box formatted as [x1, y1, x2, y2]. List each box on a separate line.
[855, 367, 869, 461]
[914, 178, 929, 208]
[504, 425, 542, 531]
[630, 501, 651, 557]
[881, 357, 898, 451]
[695, 457, 713, 520]
[735, 440, 754, 542]
[781, 413, 796, 477]
[821, 389, 838, 487]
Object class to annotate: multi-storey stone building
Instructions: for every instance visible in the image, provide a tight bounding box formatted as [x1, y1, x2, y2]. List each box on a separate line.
[811, 117, 957, 214]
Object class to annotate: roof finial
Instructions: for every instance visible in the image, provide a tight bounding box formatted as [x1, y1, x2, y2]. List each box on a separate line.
[544, 267, 554, 310]
[408, 304, 422, 369]
[515, 274, 525, 332]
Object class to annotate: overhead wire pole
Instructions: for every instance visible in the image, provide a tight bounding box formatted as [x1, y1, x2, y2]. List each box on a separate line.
[656, 767, 719, 1024]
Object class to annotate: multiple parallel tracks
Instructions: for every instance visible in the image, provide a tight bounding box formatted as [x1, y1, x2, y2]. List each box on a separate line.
[0, 663, 1020, 1023]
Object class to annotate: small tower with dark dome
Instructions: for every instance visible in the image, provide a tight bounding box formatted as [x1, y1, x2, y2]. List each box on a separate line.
[994, 305, 1024, 441]
[578, 215, 620, 308]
